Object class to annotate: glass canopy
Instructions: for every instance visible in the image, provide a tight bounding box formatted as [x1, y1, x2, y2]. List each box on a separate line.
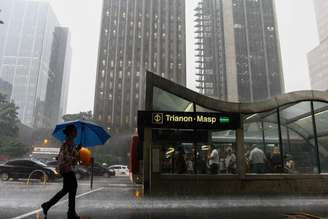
[150, 82, 328, 175]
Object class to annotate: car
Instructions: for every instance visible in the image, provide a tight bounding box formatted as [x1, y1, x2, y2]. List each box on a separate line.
[46, 160, 89, 180]
[88, 162, 115, 177]
[0, 159, 59, 182]
[108, 165, 129, 176]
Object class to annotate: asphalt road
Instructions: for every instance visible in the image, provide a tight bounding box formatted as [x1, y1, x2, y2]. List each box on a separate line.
[1, 177, 328, 219]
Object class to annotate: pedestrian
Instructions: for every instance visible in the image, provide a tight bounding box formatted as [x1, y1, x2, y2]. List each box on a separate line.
[174, 147, 187, 174]
[41, 124, 81, 219]
[186, 157, 194, 174]
[225, 147, 237, 174]
[249, 146, 266, 174]
[208, 145, 219, 174]
[270, 147, 283, 173]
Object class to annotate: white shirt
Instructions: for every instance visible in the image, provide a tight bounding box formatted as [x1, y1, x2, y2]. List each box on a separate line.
[249, 148, 266, 164]
[209, 149, 219, 165]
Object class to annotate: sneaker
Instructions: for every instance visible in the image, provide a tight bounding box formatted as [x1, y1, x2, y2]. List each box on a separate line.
[41, 202, 49, 216]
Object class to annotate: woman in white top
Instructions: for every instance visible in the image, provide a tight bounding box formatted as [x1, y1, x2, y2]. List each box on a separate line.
[208, 145, 219, 174]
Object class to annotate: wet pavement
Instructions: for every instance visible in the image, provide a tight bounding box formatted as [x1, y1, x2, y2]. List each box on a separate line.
[1, 176, 328, 219]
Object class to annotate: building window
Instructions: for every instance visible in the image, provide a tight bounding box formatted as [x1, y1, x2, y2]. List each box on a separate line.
[102, 60, 106, 66]
[109, 94, 112, 100]
[170, 63, 174, 69]
[106, 10, 110, 16]
[119, 71, 123, 79]
[101, 70, 105, 78]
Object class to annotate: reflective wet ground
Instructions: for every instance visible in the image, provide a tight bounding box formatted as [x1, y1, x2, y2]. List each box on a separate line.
[1, 177, 328, 219]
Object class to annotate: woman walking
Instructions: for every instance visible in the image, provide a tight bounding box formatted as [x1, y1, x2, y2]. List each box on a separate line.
[41, 124, 80, 219]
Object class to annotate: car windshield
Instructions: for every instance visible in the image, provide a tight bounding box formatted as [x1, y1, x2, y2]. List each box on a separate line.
[32, 160, 47, 167]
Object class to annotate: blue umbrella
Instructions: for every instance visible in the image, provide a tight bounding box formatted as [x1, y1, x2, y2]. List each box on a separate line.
[52, 120, 110, 147]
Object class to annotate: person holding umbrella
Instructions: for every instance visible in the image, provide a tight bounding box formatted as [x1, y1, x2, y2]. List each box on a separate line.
[41, 124, 81, 219]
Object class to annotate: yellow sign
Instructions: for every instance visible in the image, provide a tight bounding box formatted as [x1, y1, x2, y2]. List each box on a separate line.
[164, 114, 217, 124]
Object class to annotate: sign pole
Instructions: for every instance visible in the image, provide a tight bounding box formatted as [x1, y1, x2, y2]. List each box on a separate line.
[90, 157, 94, 190]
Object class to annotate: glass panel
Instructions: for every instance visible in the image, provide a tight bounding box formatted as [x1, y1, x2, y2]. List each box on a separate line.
[279, 102, 318, 174]
[313, 101, 328, 173]
[155, 129, 237, 175]
[152, 87, 194, 112]
[244, 110, 282, 174]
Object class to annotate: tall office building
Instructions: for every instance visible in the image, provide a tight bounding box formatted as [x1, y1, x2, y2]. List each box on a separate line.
[308, 0, 328, 90]
[0, 0, 71, 128]
[44, 27, 72, 127]
[195, 0, 284, 102]
[94, 0, 186, 130]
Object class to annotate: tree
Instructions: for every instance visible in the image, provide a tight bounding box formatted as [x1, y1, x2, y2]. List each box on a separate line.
[0, 136, 29, 158]
[0, 93, 29, 158]
[0, 93, 19, 137]
[62, 111, 96, 122]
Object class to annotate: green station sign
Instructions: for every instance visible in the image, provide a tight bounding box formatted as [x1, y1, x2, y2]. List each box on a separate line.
[138, 111, 241, 130]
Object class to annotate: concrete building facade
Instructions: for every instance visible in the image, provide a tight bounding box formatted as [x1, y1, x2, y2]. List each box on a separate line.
[94, 0, 186, 130]
[195, 0, 284, 102]
[308, 0, 328, 91]
[0, 0, 71, 128]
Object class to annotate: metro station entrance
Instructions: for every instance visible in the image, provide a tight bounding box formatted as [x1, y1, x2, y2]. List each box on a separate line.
[136, 71, 328, 196]
[138, 111, 242, 194]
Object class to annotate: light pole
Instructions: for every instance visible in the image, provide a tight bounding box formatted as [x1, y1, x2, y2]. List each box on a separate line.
[0, 9, 3, 24]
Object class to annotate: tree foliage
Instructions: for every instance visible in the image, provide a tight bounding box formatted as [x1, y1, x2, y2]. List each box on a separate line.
[0, 93, 19, 137]
[0, 93, 29, 158]
[62, 111, 96, 122]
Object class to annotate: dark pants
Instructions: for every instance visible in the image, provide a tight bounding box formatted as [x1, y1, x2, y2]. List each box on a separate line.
[46, 171, 77, 212]
[251, 163, 266, 174]
[210, 163, 218, 174]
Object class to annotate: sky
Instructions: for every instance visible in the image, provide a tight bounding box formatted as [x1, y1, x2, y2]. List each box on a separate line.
[46, 0, 320, 114]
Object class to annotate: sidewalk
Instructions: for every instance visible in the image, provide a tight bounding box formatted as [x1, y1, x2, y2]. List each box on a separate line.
[2, 177, 328, 219]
